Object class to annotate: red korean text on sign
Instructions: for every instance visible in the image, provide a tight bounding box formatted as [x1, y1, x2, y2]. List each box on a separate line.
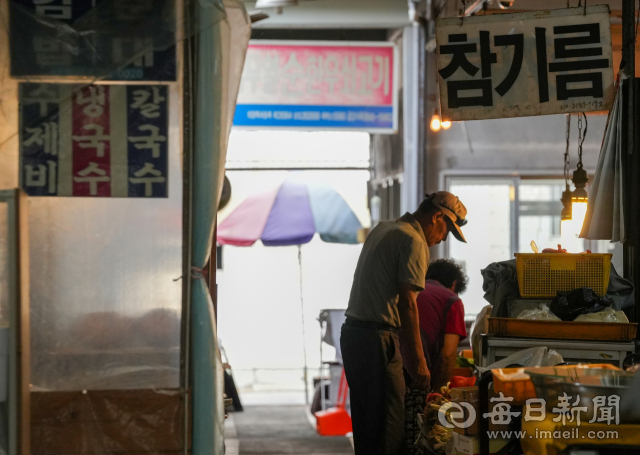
[72, 86, 111, 197]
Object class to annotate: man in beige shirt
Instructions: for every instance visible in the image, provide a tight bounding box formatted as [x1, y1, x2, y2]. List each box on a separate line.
[341, 192, 468, 455]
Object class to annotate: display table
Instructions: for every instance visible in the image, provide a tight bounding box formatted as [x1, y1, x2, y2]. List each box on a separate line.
[482, 335, 634, 368]
[520, 414, 640, 455]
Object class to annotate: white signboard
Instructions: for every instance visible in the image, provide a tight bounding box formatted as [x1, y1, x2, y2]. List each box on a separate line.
[435, 6, 615, 121]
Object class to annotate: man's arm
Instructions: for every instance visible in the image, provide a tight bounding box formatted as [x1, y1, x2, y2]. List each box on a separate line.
[398, 282, 430, 391]
[434, 333, 460, 390]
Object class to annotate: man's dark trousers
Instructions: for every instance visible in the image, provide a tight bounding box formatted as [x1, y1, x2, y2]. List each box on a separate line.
[341, 323, 406, 455]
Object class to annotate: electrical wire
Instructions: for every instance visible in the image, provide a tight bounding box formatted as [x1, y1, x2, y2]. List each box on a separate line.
[578, 112, 588, 167]
[564, 114, 571, 187]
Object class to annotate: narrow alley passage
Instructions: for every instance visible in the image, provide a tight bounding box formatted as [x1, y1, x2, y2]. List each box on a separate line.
[227, 406, 354, 455]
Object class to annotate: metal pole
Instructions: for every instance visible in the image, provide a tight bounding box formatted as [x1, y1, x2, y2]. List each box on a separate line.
[180, 0, 196, 452]
[298, 246, 310, 405]
[402, 25, 422, 214]
[622, 0, 638, 325]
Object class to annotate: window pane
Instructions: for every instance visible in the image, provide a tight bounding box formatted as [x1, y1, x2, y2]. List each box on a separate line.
[518, 179, 584, 253]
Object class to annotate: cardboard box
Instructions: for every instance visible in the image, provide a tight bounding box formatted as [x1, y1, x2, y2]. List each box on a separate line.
[452, 432, 509, 455]
[449, 386, 512, 436]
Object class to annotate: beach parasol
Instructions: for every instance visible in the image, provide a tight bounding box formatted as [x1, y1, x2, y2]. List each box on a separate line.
[217, 175, 363, 246]
[216, 174, 364, 402]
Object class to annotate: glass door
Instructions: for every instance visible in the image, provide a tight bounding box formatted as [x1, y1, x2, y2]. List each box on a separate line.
[446, 178, 516, 318]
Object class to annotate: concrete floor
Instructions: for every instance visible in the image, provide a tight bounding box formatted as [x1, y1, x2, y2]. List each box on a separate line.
[229, 406, 354, 455]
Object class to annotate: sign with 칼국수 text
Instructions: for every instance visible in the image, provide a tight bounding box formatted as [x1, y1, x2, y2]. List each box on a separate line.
[435, 6, 615, 121]
[20, 84, 169, 198]
[233, 41, 398, 132]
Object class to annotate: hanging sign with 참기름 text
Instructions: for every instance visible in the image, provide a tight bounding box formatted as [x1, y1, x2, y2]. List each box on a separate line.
[435, 6, 615, 121]
[20, 83, 169, 198]
[233, 41, 398, 132]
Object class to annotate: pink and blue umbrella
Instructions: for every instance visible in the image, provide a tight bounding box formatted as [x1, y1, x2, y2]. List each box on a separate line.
[217, 176, 363, 246]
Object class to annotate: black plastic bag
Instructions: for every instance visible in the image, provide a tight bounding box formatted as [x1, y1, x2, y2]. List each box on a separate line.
[550, 288, 613, 321]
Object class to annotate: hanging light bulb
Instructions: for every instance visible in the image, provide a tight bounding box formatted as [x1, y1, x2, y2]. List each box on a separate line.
[560, 184, 575, 248]
[571, 113, 589, 239]
[560, 185, 572, 232]
[571, 165, 588, 238]
[560, 114, 574, 244]
[441, 118, 452, 129]
[430, 112, 442, 132]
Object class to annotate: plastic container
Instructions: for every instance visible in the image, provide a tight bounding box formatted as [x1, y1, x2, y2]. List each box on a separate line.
[492, 364, 621, 405]
[514, 253, 612, 297]
[314, 368, 352, 436]
[488, 317, 638, 341]
[528, 368, 634, 419]
[492, 368, 537, 404]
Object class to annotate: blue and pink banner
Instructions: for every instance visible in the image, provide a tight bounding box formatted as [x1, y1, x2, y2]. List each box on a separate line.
[233, 41, 398, 132]
[20, 83, 169, 198]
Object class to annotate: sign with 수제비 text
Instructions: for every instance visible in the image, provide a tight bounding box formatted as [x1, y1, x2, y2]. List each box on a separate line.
[233, 41, 398, 132]
[435, 6, 615, 121]
[20, 83, 169, 198]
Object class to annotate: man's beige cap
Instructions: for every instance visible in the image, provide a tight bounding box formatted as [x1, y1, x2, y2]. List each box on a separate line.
[426, 191, 468, 243]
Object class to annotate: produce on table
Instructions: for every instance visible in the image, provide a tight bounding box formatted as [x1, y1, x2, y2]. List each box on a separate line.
[440, 383, 451, 401]
[421, 382, 457, 454]
[426, 424, 453, 451]
[541, 244, 567, 253]
[456, 355, 474, 368]
[449, 376, 476, 388]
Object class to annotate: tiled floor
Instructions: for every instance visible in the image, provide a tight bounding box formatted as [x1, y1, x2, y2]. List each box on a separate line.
[229, 406, 354, 455]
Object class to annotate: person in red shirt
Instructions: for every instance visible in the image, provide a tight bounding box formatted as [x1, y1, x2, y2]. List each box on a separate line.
[402, 259, 469, 455]
[417, 258, 468, 389]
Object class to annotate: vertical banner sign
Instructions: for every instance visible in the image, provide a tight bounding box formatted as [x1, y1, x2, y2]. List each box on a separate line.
[126, 86, 169, 197]
[20, 84, 60, 196]
[435, 6, 615, 121]
[72, 86, 111, 197]
[20, 83, 169, 198]
[233, 41, 398, 132]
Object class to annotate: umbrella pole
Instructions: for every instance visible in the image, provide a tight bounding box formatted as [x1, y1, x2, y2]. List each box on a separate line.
[298, 245, 310, 405]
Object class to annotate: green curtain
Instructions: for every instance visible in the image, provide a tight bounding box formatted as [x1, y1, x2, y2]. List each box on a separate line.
[190, 1, 250, 454]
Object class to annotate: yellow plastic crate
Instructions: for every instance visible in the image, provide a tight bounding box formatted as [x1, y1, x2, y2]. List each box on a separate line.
[514, 253, 612, 298]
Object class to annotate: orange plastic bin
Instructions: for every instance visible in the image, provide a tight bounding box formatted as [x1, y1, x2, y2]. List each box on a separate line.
[492, 363, 621, 405]
[314, 368, 352, 436]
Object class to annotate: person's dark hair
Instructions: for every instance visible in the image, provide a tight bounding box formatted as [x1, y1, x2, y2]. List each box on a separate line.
[426, 258, 469, 294]
[416, 198, 439, 215]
